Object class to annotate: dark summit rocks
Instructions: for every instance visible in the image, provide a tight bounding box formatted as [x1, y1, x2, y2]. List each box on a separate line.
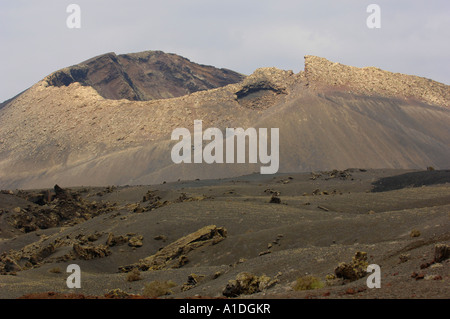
[45, 50, 244, 101]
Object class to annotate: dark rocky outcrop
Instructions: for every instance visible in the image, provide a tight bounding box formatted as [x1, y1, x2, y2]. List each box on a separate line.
[8, 186, 116, 233]
[45, 51, 244, 101]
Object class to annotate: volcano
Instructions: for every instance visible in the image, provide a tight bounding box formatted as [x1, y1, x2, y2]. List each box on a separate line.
[0, 51, 449, 189]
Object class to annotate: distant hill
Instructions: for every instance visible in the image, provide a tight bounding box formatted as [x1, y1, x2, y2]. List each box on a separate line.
[0, 51, 449, 189]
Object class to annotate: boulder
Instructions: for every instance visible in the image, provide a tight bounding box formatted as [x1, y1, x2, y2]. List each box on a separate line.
[128, 235, 144, 248]
[434, 244, 449, 263]
[72, 244, 111, 260]
[54, 184, 72, 201]
[334, 251, 369, 281]
[223, 272, 276, 297]
[119, 225, 226, 272]
[106, 233, 129, 247]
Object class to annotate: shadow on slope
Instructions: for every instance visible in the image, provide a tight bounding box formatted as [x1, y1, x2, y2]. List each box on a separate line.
[371, 169, 450, 192]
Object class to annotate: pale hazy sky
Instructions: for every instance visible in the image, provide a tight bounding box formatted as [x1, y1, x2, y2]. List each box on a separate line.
[1, 0, 449, 102]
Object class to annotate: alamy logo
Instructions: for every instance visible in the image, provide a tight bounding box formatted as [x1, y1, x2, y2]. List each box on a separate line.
[366, 264, 381, 288]
[66, 264, 81, 288]
[171, 120, 279, 174]
[366, 4, 381, 29]
[66, 4, 81, 29]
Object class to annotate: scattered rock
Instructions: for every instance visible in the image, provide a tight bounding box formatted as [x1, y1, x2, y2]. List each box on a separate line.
[272, 234, 283, 246]
[72, 244, 111, 260]
[292, 276, 324, 291]
[430, 263, 443, 269]
[128, 235, 144, 248]
[154, 235, 167, 241]
[222, 272, 277, 297]
[310, 170, 353, 181]
[17, 190, 53, 206]
[48, 267, 62, 274]
[334, 251, 369, 281]
[172, 255, 189, 268]
[0, 236, 60, 273]
[399, 254, 410, 264]
[8, 188, 115, 233]
[411, 272, 425, 280]
[29, 243, 56, 265]
[142, 190, 156, 202]
[120, 225, 226, 272]
[345, 288, 356, 295]
[419, 244, 449, 269]
[126, 268, 142, 282]
[141, 190, 168, 211]
[104, 289, 131, 299]
[264, 189, 280, 196]
[142, 280, 177, 298]
[269, 195, 281, 204]
[410, 229, 421, 238]
[0, 256, 22, 273]
[420, 262, 434, 269]
[54, 184, 72, 201]
[106, 233, 128, 247]
[259, 250, 271, 256]
[181, 274, 205, 291]
[433, 244, 449, 263]
[87, 232, 103, 242]
[176, 193, 192, 202]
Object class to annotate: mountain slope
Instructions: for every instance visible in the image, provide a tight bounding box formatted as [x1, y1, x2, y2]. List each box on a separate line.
[0, 53, 449, 189]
